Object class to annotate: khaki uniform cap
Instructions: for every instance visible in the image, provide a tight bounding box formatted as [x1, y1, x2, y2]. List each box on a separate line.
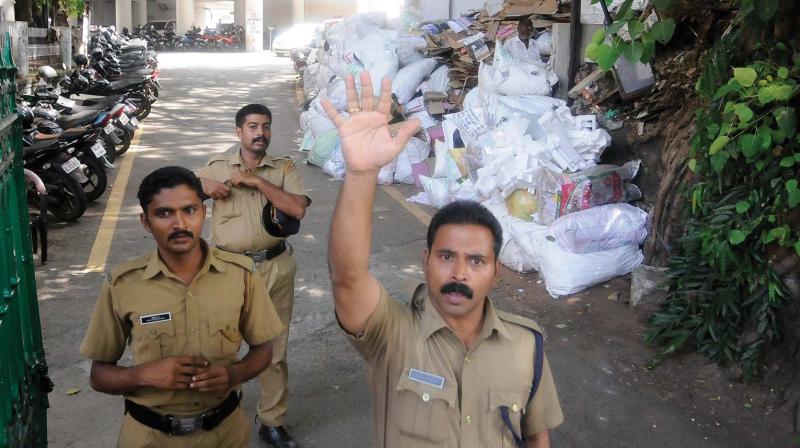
[342, 284, 564, 448]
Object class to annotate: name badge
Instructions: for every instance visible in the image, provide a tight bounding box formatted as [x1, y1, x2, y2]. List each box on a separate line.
[408, 368, 445, 389]
[140, 312, 172, 325]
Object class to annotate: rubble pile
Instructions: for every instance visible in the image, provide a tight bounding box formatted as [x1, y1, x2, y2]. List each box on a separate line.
[297, 1, 649, 297]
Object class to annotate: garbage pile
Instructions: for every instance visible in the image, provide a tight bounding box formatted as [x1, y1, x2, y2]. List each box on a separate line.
[298, 3, 648, 298]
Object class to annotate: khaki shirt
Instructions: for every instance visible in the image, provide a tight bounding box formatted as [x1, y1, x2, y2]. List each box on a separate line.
[80, 242, 284, 415]
[344, 285, 563, 448]
[197, 145, 309, 253]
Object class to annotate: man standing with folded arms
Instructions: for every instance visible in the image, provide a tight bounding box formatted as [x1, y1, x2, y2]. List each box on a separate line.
[197, 104, 310, 448]
[80, 166, 284, 446]
[323, 72, 564, 447]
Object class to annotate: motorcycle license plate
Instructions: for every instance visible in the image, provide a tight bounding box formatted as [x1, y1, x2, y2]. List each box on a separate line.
[57, 96, 76, 108]
[119, 114, 130, 125]
[104, 123, 115, 134]
[130, 117, 139, 127]
[62, 157, 81, 173]
[91, 142, 106, 157]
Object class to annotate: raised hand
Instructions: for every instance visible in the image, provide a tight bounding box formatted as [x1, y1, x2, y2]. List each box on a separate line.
[321, 71, 420, 176]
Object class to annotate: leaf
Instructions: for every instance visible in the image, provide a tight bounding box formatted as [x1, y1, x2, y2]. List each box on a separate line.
[687, 159, 697, 172]
[773, 128, 786, 144]
[757, 93, 774, 105]
[710, 153, 728, 172]
[733, 67, 757, 87]
[712, 84, 735, 101]
[627, 20, 645, 39]
[773, 107, 797, 138]
[591, 29, 606, 45]
[596, 44, 622, 71]
[736, 201, 751, 213]
[607, 20, 625, 36]
[585, 42, 601, 60]
[616, 0, 635, 20]
[709, 135, 729, 155]
[739, 134, 762, 159]
[729, 230, 747, 245]
[755, 160, 765, 171]
[66, 387, 81, 396]
[777, 67, 789, 79]
[650, 18, 676, 44]
[706, 123, 720, 137]
[780, 156, 796, 167]
[640, 39, 656, 63]
[795, 241, 800, 257]
[760, 84, 795, 101]
[651, 0, 673, 9]
[734, 104, 754, 123]
[755, 0, 779, 21]
[622, 42, 644, 64]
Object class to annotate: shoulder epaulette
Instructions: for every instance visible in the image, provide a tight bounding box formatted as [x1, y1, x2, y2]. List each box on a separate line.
[496, 310, 544, 335]
[212, 248, 256, 273]
[109, 255, 150, 285]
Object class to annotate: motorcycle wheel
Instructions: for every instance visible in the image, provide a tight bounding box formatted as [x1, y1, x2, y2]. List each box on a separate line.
[114, 126, 134, 156]
[101, 133, 117, 164]
[80, 157, 108, 202]
[39, 169, 87, 222]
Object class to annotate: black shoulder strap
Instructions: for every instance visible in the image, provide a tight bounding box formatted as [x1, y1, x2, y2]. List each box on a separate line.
[500, 328, 545, 448]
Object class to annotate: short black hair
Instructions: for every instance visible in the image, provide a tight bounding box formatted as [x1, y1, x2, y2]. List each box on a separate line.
[427, 200, 503, 259]
[235, 104, 272, 128]
[137, 166, 204, 211]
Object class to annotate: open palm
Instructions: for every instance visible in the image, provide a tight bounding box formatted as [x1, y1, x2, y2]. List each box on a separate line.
[322, 72, 420, 175]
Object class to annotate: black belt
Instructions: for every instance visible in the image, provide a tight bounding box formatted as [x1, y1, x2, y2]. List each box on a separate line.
[242, 241, 287, 263]
[124, 391, 240, 436]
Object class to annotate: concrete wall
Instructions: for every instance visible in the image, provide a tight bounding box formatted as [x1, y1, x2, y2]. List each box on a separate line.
[90, 0, 117, 26]
[303, 0, 355, 21]
[417, 0, 485, 20]
[147, 0, 177, 22]
[0, 21, 27, 82]
[263, 0, 293, 33]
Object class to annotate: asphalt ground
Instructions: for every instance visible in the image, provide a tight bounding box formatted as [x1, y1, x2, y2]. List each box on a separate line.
[36, 52, 792, 448]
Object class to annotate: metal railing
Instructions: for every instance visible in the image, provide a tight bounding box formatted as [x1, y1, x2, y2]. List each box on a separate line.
[0, 31, 50, 448]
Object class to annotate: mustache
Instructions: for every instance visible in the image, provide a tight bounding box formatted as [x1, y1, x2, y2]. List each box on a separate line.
[168, 230, 194, 241]
[252, 136, 269, 144]
[440, 282, 474, 300]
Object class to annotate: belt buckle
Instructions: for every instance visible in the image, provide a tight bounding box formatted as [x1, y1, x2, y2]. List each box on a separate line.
[252, 251, 267, 263]
[170, 415, 203, 436]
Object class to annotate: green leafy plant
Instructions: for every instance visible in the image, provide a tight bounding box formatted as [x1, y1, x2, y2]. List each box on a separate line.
[584, 0, 676, 70]
[645, 1, 799, 378]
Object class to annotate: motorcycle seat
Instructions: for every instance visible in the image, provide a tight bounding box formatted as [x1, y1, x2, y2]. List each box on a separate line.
[57, 110, 100, 129]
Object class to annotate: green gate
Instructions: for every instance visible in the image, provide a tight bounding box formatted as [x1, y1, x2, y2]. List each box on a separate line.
[0, 32, 50, 448]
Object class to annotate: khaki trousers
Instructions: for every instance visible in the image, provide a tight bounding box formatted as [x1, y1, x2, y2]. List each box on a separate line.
[255, 249, 297, 426]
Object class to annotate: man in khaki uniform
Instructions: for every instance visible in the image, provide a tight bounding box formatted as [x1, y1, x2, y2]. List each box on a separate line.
[80, 166, 284, 447]
[322, 73, 564, 447]
[197, 104, 310, 448]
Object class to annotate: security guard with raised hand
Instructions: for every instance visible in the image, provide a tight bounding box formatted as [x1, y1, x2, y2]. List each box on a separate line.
[80, 166, 284, 447]
[323, 72, 564, 447]
[197, 104, 310, 448]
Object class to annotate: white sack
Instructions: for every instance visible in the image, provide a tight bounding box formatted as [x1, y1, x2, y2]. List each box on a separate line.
[309, 109, 337, 137]
[506, 220, 549, 272]
[433, 139, 462, 181]
[393, 58, 437, 104]
[538, 240, 644, 297]
[550, 203, 649, 254]
[322, 144, 346, 178]
[419, 65, 450, 94]
[420, 175, 451, 208]
[377, 159, 397, 185]
[394, 137, 431, 184]
[535, 31, 552, 56]
[308, 130, 339, 168]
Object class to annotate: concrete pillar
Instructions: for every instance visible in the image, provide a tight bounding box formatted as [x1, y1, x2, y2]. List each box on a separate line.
[115, 0, 133, 31]
[194, 7, 205, 29]
[244, 0, 263, 51]
[234, 0, 245, 26]
[176, 0, 195, 34]
[133, 0, 147, 28]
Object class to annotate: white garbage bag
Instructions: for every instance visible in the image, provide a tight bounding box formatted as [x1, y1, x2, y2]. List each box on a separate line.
[394, 137, 431, 184]
[538, 239, 644, 297]
[549, 203, 649, 254]
[377, 159, 397, 185]
[419, 65, 450, 94]
[396, 34, 427, 67]
[323, 142, 346, 178]
[433, 140, 462, 181]
[308, 130, 340, 168]
[393, 58, 437, 104]
[419, 175, 451, 208]
[308, 108, 337, 137]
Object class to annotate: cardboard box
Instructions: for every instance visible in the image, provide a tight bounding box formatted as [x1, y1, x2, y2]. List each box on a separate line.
[423, 91, 448, 115]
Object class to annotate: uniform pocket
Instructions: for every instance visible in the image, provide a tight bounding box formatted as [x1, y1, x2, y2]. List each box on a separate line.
[132, 319, 176, 365]
[206, 314, 242, 361]
[395, 370, 457, 446]
[488, 387, 530, 448]
[214, 195, 241, 220]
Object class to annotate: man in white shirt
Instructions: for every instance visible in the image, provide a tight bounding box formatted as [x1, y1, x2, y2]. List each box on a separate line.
[503, 16, 541, 63]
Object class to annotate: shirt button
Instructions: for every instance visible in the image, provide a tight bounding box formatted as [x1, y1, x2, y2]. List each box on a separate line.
[464, 356, 470, 364]
[187, 291, 193, 296]
[226, 325, 231, 330]
[512, 404, 520, 413]
[190, 328, 196, 334]
[150, 329, 157, 335]
[465, 415, 472, 424]
[422, 393, 430, 402]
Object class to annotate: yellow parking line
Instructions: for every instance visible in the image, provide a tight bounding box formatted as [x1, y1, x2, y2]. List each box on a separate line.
[382, 185, 431, 226]
[85, 126, 144, 272]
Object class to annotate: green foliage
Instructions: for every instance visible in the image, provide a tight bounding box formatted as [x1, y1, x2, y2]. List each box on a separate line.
[585, 0, 675, 70]
[645, 3, 800, 377]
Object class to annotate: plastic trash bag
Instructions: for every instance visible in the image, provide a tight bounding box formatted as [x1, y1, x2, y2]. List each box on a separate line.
[538, 239, 644, 297]
[549, 203, 648, 254]
[308, 130, 339, 168]
[419, 175, 451, 208]
[393, 58, 437, 104]
[535, 160, 643, 225]
[394, 137, 431, 184]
